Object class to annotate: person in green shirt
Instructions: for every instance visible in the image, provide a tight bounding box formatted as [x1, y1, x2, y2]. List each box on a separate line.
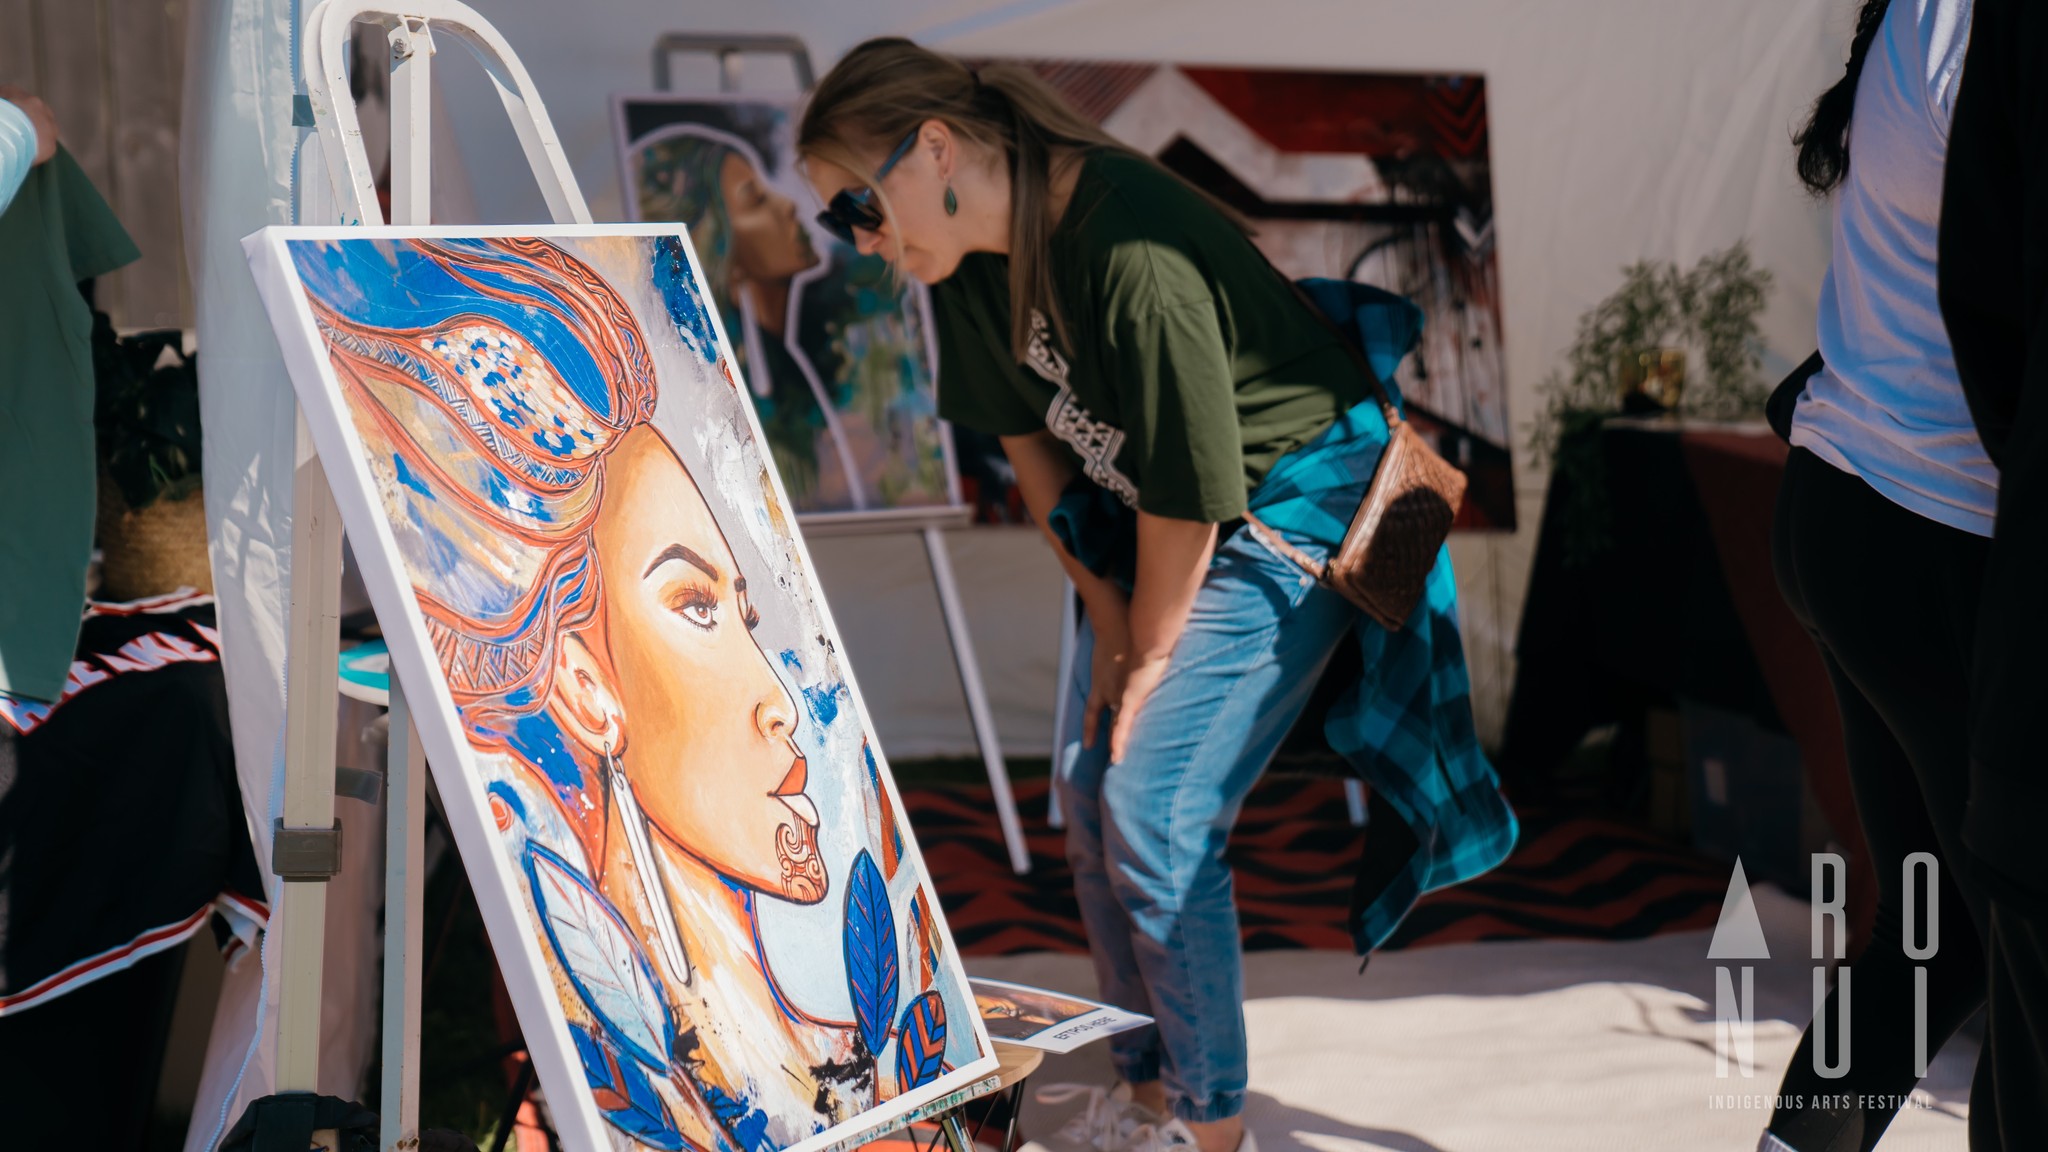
[0, 87, 60, 214]
[800, 40, 1513, 1152]
[0, 89, 140, 704]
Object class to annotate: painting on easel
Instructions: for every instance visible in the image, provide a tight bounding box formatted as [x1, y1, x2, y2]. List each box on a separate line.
[614, 95, 963, 525]
[246, 226, 997, 1152]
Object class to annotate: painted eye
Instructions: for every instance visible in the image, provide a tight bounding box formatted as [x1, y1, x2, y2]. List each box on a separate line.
[669, 590, 720, 630]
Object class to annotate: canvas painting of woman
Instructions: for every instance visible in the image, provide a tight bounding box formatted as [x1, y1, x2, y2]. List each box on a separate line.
[615, 96, 958, 521]
[246, 226, 996, 1152]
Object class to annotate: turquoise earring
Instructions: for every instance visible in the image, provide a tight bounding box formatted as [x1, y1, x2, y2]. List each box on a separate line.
[944, 185, 959, 216]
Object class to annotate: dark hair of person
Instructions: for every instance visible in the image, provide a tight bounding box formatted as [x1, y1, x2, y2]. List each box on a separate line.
[1794, 0, 1895, 196]
[798, 38, 1248, 362]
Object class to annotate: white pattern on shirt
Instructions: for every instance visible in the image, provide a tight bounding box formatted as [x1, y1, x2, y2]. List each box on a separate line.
[1024, 310, 1139, 507]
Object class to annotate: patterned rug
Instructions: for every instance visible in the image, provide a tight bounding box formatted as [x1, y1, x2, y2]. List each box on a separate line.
[905, 778, 1731, 955]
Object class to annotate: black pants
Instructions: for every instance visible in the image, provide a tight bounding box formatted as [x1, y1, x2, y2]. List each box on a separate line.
[1766, 448, 1991, 1152]
[1973, 900, 2048, 1150]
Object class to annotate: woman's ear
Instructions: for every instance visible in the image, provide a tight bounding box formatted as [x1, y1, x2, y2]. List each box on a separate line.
[550, 629, 622, 755]
[921, 118, 954, 181]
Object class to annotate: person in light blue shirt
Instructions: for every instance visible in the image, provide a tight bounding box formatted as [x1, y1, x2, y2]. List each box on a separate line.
[0, 86, 58, 215]
[1765, 2, 1992, 1150]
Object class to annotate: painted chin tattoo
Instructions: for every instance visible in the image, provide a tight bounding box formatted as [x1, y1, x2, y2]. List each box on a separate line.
[777, 820, 827, 903]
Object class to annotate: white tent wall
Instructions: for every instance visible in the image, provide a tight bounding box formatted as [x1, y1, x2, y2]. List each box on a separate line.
[431, 0, 1843, 758]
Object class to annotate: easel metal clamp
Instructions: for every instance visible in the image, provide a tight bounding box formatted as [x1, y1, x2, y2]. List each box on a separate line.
[273, 817, 345, 881]
[389, 17, 434, 61]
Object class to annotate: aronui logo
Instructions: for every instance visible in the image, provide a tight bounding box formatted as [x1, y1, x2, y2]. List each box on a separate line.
[1709, 859, 1771, 1078]
[1710, 853, 1943, 1081]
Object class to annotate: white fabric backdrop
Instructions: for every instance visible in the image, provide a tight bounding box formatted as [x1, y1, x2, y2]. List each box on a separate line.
[184, 0, 1846, 1144]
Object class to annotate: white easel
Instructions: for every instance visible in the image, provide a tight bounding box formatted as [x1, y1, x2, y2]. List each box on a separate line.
[275, 5, 591, 1148]
[635, 34, 1031, 875]
[275, 12, 1031, 1150]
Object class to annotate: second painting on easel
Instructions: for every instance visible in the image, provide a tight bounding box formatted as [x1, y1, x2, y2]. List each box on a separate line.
[614, 95, 963, 524]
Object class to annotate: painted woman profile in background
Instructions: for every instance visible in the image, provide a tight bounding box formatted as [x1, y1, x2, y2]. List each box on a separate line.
[289, 236, 949, 1152]
[627, 107, 956, 518]
[635, 127, 871, 508]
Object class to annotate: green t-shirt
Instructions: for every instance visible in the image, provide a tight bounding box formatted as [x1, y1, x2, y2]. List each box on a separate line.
[0, 149, 138, 702]
[932, 149, 1368, 522]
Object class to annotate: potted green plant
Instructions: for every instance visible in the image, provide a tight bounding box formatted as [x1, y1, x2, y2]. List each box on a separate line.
[91, 310, 210, 600]
[1527, 243, 1773, 564]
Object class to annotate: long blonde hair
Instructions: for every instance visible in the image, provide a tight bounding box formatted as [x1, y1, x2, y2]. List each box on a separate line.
[799, 38, 1235, 362]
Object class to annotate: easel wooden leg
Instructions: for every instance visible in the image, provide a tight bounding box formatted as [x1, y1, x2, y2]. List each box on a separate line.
[276, 437, 346, 1092]
[382, 681, 426, 1151]
[938, 1113, 977, 1152]
[922, 525, 1031, 874]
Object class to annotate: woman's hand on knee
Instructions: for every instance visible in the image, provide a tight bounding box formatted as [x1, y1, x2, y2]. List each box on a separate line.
[1109, 654, 1170, 764]
[1083, 615, 1132, 751]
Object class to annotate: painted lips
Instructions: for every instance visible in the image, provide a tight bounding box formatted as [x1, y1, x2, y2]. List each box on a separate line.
[772, 752, 818, 829]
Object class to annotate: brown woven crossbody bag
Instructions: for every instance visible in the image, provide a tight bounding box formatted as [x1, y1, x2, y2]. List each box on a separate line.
[1240, 280, 1467, 632]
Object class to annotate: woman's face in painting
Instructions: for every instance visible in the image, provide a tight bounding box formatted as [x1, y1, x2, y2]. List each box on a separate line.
[574, 425, 827, 905]
[719, 151, 818, 286]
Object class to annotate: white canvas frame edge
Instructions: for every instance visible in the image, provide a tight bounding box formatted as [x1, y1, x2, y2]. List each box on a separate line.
[241, 223, 1000, 1152]
[608, 91, 970, 524]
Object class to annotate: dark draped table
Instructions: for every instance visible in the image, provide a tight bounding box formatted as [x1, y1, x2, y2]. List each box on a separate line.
[1498, 418, 1876, 939]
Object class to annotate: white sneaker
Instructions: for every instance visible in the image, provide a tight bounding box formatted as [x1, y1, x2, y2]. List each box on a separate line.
[1126, 1119, 1257, 1152]
[1125, 1119, 1196, 1152]
[1033, 1083, 1164, 1152]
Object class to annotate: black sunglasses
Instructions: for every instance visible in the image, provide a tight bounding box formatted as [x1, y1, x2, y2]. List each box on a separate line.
[814, 129, 921, 245]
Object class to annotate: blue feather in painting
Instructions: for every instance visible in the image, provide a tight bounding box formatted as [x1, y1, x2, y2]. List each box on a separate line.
[526, 841, 675, 1070]
[894, 991, 948, 1094]
[653, 236, 719, 365]
[842, 848, 899, 1056]
[570, 1025, 690, 1151]
[907, 890, 937, 993]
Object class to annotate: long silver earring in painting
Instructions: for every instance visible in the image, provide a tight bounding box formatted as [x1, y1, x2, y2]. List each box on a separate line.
[944, 185, 959, 216]
[604, 739, 694, 988]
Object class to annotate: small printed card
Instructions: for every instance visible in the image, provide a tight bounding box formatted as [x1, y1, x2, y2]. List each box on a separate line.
[969, 978, 1153, 1054]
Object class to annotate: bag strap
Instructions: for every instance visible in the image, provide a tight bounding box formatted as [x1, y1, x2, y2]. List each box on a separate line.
[1286, 278, 1404, 429]
[1245, 237, 1405, 428]
[1241, 509, 1328, 581]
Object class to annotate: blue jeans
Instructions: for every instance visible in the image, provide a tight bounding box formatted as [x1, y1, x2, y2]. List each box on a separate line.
[1057, 490, 1363, 1124]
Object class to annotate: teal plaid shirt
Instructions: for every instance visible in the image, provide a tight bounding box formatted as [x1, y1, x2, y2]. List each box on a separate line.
[1262, 279, 1518, 951]
[1249, 393, 1519, 953]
